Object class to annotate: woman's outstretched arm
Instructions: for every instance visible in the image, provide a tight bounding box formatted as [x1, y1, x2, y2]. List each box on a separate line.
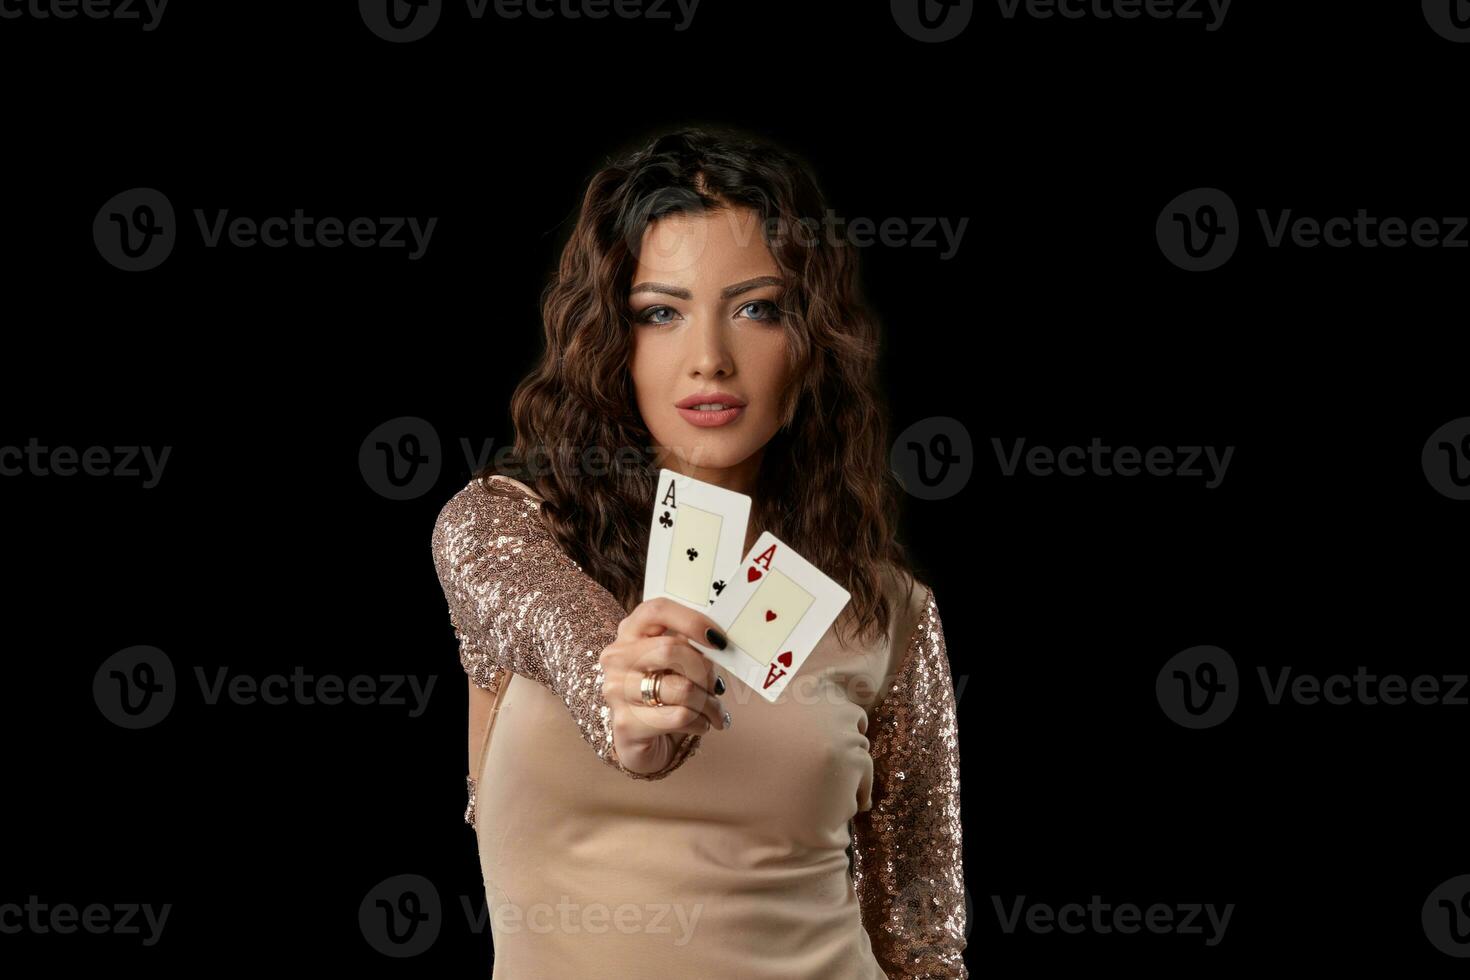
[852, 586, 969, 979]
[431, 475, 702, 781]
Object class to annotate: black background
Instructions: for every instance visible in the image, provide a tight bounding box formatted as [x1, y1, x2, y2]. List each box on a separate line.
[2, 0, 1467, 974]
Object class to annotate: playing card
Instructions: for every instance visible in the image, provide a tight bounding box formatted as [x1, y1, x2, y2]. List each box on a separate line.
[642, 468, 752, 611]
[690, 531, 851, 702]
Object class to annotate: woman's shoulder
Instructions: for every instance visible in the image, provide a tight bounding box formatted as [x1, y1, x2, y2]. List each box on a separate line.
[880, 561, 934, 630]
[431, 473, 548, 558]
[444, 472, 542, 511]
[479, 472, 543, 501]
[873, 561, 942, 677]
[846, 563, 940, 712]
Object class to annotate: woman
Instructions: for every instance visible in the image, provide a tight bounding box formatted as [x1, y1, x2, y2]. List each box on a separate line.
[431, 128, 967, 978]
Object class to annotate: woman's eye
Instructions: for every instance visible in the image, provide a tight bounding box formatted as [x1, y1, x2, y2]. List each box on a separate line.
[737, 300, 781, 322]
[635, 306, 678, 325]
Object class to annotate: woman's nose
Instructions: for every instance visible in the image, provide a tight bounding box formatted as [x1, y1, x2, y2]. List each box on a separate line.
[686, 314, 734, 377]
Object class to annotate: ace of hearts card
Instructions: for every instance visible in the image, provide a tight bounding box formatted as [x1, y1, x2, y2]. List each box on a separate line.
[690, 531, 851, 702]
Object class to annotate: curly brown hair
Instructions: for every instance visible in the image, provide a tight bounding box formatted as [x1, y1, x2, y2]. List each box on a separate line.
[474, 126, 916, 647]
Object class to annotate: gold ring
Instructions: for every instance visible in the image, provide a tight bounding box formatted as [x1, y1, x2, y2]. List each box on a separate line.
[640, 669, 668, 707]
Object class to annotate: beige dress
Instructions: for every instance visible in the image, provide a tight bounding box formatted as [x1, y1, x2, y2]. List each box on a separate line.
[431, 474, 967, 979]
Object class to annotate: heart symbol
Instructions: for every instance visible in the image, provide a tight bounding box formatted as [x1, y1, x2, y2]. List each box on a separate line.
[765, 610, 777, 622]
[747, 566, 763, 582]
[777, 651, 792, 667]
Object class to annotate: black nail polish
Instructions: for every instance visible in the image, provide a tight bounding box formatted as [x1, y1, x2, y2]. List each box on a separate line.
[714, 675, 726, 696]
[705, 628, 727, 650]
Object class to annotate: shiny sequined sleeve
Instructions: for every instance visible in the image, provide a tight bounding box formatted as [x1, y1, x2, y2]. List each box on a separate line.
[431, 476, 703, 781]
[852, 586, 968, 979]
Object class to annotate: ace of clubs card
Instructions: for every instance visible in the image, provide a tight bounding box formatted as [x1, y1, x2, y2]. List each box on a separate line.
[642, 468, 752, 611]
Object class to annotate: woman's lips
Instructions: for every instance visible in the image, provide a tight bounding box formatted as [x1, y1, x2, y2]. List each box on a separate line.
[676, 404, 745, 427]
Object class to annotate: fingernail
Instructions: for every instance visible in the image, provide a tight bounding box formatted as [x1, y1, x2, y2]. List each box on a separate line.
[705, 628, 727, 650]
[722, 709, 733, 730]
[713, 674, 726, 696]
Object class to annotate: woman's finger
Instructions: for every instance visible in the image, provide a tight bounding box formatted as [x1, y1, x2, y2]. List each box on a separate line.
[619, 596, 729, 654]
[625, 638, 726, 732]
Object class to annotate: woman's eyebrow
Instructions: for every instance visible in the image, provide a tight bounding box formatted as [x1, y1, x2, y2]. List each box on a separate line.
[720, 275, 783, 299]
[628, 281, 690, 299]
[628, 275, 783, 301]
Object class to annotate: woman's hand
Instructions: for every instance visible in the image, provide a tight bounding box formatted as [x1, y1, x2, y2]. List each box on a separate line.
[599, 597, 732, 775]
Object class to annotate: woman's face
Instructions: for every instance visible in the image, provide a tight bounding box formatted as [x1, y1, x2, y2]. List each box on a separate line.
[628, 205, 791, 495]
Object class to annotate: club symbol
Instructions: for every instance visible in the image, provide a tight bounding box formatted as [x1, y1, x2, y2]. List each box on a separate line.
[712, 580, 726, 596]
[686, 548, 699, 562]
[659, 511, 673, 529]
